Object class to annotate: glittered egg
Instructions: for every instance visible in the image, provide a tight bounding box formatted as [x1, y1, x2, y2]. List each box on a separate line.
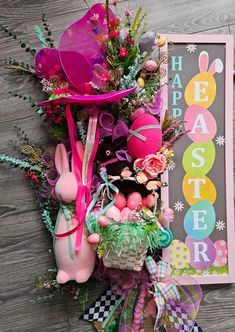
[127, 192, 142, 210]
[120, 207, 131, 222]
[114, 192, 127, 210]
[169, 239, 191, 269]
[158, 228, 173, 248]
[127, 114, 162, 159]
[105, 206, 121, 222]
[98, 215, 109, 227]
[87, 233, 100, 244]
[144, 60, 158, 72]
[213, 239, 228, 268]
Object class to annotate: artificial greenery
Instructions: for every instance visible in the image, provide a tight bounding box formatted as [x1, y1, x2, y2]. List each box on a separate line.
[33, 268, 96, 309]
[8, 91, 36, 107]
[0, 154, 41, 172]
[41, 209, 55, 236]
[89, 213, 162, 258]
[41, 13, 55, 48]
[4, 58, 35, 75]
[0, 24, 36, 56]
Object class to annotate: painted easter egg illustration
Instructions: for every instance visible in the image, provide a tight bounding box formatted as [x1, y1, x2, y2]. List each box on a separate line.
[169, 239, 191, 269]
[213, 239, 228, 268]
[184, 105, 217, 143]
[184, 200, 216, 239]
[185, 236, 216, 270]
[184, 51, 223, 109]
[127, 114, 162, 159]
[182, 174, 217, 206]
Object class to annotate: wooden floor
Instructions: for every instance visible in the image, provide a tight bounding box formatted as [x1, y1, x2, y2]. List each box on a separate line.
[0, 0, 235, 331]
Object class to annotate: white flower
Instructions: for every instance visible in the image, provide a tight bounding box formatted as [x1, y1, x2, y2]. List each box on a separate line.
[216, 220, 226, 231]
[186, 43, 197, 53]
[174, 201, 184, 212]
[217, 250, 223, 257]
[215, 135, 225, 146]
[167, 161, 175, 171]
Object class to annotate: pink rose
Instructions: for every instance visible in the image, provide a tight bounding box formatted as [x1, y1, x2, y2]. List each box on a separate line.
[133, 158, 144, 170]
[142, 153, 167, 178]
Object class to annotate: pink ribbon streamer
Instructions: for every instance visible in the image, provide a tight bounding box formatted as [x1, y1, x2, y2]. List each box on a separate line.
[65, 104, 99, 251]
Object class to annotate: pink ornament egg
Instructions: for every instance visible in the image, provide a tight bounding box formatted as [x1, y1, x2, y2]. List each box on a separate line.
[114, 192, 127, 210]
[144, 60, 157, 72]
[146, 194, 156, 208]
[127, 192, 142, 210]
[105, 205, 121, 222]
[87, 233, 100, 244]
[142, 197, 147, 206]
[127, 114, 162, 158]
[120, 207, 131, 222]
[98, 215, 109, 227]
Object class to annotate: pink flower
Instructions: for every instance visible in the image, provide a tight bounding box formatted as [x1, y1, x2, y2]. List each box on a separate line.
[124, 8, 134, 17]
[143, 154, 167, 178]
[119, 47, 128, 57]
[112, 0, 118, 6]
[133, 153, 167, 179]
[109, 30, 120, 38]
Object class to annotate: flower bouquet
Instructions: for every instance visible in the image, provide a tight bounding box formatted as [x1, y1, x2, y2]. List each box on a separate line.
[0, 1, 203, 331]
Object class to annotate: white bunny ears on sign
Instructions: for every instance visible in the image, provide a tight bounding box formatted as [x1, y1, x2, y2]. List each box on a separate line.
[198, 51, 224, 75]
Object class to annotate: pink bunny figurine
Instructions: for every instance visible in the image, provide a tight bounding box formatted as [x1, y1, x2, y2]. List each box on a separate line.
[54, 142, 96, 284]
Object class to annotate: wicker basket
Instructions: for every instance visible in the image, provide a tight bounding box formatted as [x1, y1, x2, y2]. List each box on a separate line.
[103, 243, 147, 271]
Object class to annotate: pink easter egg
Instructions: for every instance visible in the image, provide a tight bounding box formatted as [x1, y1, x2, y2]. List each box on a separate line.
[105, 205, 121, 222]
[142, 197, 147, 206]
[120, 207, 131, 222]
[114, 192, 127, 210]
[127, 192, 142, 210]
[98, 215, 109, 227]
[146, 194, 156, 208]
[130, 107, 146, 122]
[87, 233, 100, 244]
[144, 60, 157, 72]
[213, 239, 228, 268]
[163, 207, 174, 221]
[127, 114, 162, 158]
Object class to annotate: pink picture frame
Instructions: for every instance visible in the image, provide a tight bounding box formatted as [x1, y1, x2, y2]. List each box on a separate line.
[161, 34, 235, 284]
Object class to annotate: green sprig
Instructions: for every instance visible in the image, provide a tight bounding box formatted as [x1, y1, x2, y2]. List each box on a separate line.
[77, 121, 87, 145]
[0, 154, 41, 172]
[0, 24, 36, 56]
[41, 209, 55, 236]
[8, 91, 36, 107]
[5, 58, 35, 75]
[41, 13, 55, 48]
[34, 25, 47, 47]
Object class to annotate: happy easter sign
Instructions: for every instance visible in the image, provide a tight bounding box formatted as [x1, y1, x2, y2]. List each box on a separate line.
[162, 36, 235, 283]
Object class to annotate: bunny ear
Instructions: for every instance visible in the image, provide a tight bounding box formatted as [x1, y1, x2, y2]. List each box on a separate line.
[55, 144, 70, 175]
[72, 141, 84, 172]
[208, 58, 223, 75]
[199, 51, 209, 72]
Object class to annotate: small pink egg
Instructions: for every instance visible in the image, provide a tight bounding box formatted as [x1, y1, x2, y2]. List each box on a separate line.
[144, 59, 158, 72]
[146, 194, 156, 208]
[163, 207, 174, 220]
[114, 192, 127, 210]
[87, 233, 100, 244]
[105, 205, 121, 222]
[98, 215, 109, 227]
[120, 207, 131, 222]
[142, 197, 147, 206]
[130, 107, 146, 122]
[127, 192, 143, 210]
